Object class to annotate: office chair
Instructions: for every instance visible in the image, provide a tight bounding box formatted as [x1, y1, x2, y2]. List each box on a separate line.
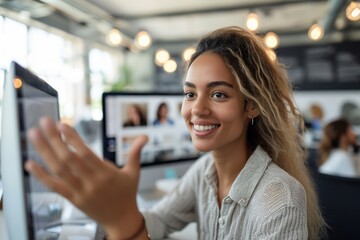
[306, 147, 320, 175]
[313, 171, 360, 240]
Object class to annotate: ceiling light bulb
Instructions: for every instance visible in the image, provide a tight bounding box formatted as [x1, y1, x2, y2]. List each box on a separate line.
[246, 13, 260, 31]
[264, 32, 280, 49]
[346, 1, 360, 21]
[266, 49, 277, 61]
[135, 31, 152, 50]
[308, 23, 324, 41]
[163, 59, 177, 73]
[155, 49, 170, 66]
[107, 28, 122, 46]
[182, 47, 196, 61]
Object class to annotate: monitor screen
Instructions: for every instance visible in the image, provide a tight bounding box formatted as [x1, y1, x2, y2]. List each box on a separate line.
[102, 92, 201, 167]
[1, 62, 99, 240]
[1, 61, 61, 239]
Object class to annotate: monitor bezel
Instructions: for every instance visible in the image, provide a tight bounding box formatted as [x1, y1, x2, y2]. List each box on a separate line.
[1, 61, 59, 240]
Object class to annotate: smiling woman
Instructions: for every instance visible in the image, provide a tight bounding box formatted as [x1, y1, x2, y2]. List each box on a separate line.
[26, 26, 326, 240]
[144, 26, 326, 240]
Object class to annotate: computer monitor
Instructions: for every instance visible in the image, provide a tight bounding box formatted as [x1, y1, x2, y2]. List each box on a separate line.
[102, 92, 201, 191]
[0, 62, 100, 240]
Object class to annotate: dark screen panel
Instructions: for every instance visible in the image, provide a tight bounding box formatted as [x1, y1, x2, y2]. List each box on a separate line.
[276, 40, 360, 90]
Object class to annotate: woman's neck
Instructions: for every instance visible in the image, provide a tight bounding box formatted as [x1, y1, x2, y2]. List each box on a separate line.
[212, 143, 253, 204]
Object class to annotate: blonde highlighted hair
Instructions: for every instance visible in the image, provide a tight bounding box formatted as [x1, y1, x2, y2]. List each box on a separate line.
[188, 26, 326, 240]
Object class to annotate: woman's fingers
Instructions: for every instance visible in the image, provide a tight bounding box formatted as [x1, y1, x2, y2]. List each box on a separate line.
[57, 122, 104, 171]
[27, 127, 81, 188]
[25, 160, 74, 201]
[39, 118, 93, 177]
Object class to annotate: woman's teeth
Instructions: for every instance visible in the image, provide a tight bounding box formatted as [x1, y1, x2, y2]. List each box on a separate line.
[193, 124, 218, 131]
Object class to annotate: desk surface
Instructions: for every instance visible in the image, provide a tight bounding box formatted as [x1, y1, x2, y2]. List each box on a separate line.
[0, 211, 196, 240]
[1, 209, 197, 239]
[0, 175, 197, 240]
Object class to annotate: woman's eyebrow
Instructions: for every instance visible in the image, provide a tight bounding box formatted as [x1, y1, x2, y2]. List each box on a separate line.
[183, 81, 196, 88]
[207, 81, 234, 88]
[183, 81, 234, 89]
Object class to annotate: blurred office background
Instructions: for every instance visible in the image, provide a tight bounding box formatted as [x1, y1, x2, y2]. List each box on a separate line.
[0, 1, 360, 238]
[0, 0, 359, 127]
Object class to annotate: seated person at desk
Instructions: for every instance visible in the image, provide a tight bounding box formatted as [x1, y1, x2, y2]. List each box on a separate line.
[25, 27, 325, 240]
[318, 119, 359, 177]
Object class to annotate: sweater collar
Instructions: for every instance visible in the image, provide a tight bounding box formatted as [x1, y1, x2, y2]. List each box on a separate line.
[204, 146, 272, 207]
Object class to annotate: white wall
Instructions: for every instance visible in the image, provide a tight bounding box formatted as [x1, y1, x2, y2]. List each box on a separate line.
[294, 90, 360, 123]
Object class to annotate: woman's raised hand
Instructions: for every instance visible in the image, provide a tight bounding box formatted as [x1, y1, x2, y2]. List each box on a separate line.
[25, 117, 148, 239]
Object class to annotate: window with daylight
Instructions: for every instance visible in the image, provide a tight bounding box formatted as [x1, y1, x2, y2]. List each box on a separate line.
[89, 47, 124, 120]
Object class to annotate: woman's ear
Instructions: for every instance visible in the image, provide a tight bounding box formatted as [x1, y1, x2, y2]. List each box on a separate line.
[245, 101, 260, 118]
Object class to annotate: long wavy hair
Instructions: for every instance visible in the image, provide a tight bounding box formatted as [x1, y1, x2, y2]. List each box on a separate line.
[318, 119, 350, 165]
[187, 26, 326, 240]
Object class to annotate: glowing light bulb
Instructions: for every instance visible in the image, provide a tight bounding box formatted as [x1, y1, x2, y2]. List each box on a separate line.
[135, 31, 152, 50]
[264, 32, 280, 49]
[155, 49, 170, 66]
[163, 59, 177, 73]
[346, 1, 360, 21]
[308, 23, 324, 41]
[246, 13, 260, 31]
[182, 47, 196, 61]
[107, 29, 122, 46]
[266, 48, 277, 61]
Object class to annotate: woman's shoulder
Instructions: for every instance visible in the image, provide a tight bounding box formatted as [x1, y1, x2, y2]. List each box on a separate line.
[264, 163, 306, 198]
[250, 163, 306, 215]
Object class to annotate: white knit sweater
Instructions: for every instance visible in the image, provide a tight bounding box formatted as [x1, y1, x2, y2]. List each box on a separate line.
[143, 146, 308, 240]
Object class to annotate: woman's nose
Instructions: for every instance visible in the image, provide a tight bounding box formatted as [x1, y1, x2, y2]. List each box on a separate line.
[191, 97, 211, 116]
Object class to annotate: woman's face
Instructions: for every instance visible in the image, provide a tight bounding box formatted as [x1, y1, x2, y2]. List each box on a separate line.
[181, 52, 250, 153]
[159, 105, 168, 119]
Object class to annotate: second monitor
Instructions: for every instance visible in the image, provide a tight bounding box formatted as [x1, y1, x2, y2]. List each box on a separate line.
[102, 92, 201, 168]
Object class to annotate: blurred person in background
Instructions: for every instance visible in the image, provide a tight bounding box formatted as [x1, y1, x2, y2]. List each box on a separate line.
[318, 119, 360, 177]
[309, 104, 324, 131]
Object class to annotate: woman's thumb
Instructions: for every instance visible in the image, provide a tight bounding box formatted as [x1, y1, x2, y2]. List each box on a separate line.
[124, 135, 148, 172]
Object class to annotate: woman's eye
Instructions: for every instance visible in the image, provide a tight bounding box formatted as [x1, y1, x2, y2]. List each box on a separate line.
[184, 92, 195, 99]
[212, 92, 227, 99]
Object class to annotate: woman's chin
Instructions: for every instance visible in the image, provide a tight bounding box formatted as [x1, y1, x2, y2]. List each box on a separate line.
[193, 143, 213, 153]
